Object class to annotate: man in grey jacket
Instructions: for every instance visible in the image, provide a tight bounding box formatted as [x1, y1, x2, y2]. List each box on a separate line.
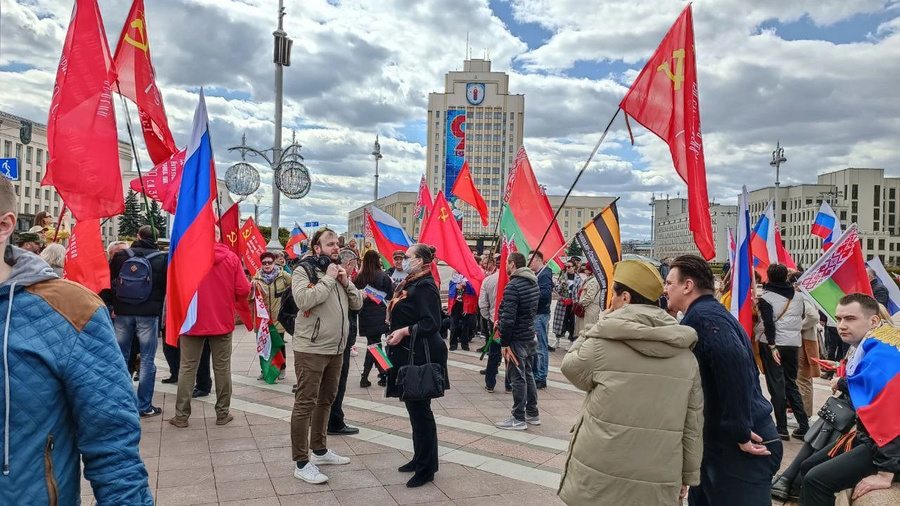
[290, 228, 364, 485]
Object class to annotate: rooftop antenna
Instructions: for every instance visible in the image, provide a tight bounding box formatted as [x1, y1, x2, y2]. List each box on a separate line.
[487, 48, 490, 60]
[466, 32, 470, 59]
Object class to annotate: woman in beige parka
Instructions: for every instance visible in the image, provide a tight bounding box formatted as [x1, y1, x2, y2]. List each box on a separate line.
[559, 260, 705, 505]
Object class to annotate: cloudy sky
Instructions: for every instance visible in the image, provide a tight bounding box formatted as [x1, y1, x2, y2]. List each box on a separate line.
[2, 0, 899, 240]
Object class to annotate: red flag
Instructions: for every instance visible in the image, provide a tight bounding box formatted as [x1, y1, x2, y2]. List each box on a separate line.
[450, 161, 489, 227]
[414, 174, 434, 221]
[619, 4, 715, 260]
[240, 217, 268, 276]
[130, 148, 185, 213]
[218, 203, 241, 257]
[774, 225, 797, 270]
[43, 0, 123, 221]
[113, 0, 177, 165]
[419, 191, 485, 294]
[63, 219, 110, 293]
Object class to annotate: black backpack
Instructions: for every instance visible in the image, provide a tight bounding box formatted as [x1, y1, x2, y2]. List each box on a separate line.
[115, 250, 164, 305]
[277, 260, 319, 336]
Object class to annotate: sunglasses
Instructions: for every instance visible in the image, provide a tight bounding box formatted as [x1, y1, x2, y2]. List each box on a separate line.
[261, 261, 274, 266]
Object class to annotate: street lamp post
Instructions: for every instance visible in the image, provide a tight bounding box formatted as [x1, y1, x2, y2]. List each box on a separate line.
[770, 141, 787, 225]
[372, 136, 382, 202]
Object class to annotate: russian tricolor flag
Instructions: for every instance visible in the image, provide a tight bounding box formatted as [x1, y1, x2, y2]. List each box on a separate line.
[285, 223, 307, 259]
[751, 200, 796, 281]
[812, 200, 842, 250]
[365, 205, 412, 267]
[866, 256, 900, 316]
[730, 187, 754, 338]
[165, 90, 217, 345]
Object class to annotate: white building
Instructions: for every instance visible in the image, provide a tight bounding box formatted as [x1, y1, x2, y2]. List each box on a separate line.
[651, 196, 737, 263]
[748, 167, 900, 268]
[426, 59, 525, 239]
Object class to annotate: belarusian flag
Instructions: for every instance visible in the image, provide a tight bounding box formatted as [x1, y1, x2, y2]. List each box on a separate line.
[500, 147, 567, 273]
[367, 344, 393, 372]
[479, 330, 501, 361]
[254, 287, 286, 384]
[797, 224, 873, 322]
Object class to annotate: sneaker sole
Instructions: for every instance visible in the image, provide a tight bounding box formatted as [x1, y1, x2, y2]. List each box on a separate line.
[526, 420, 541, 425]
[293, 471, 328, 484]
[310, 457, 351, 466]
[495, 425, 527, 431]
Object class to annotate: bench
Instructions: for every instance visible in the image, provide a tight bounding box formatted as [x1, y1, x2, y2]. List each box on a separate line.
[835, 483, 900, 506]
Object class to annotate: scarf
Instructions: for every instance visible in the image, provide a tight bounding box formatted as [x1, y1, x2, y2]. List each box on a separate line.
[387, 267, 431, 321]
[261, 268, 280, 285]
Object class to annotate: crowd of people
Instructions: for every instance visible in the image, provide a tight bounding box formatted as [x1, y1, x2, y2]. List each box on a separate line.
[0, 167, 897, 503]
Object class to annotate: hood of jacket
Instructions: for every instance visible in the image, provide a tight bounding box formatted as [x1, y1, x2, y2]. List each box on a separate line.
[763, 281, 795, 300]
[213, 242, 232, 264]
[1, 246, 59, 290]
[585, 303, 697, 358]
[510, 266, 537, 284]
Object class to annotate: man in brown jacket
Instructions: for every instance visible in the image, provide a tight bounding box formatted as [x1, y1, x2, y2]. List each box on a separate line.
[559, 261, 703, 505]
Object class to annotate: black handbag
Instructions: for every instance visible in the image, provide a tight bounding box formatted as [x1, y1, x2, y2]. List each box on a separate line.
[395, 327, 446, 401]
[817, 395, 857, 432]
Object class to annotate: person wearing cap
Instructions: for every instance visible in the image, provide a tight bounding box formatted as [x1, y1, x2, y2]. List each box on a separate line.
[558, 260, 704, 505]
[386, 249, 408, 288]
[16, 231, 44, 254]
[28, 225, 46, 242]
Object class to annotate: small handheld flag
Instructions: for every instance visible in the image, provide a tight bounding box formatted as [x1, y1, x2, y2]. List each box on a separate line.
[364, 285, 387, 305]
[479, 331, 501, 361]
[367, 344, 393, 371]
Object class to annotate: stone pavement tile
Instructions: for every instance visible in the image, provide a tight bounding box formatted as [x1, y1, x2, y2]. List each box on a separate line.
[261, 446, 294, 465]
[255, 433, 292, 449]
[435, 429, 483, 447]
[434, 469, 524, 500]
[370, 416, 413, 432]
[271, 475, 331, 496]
[250, 422, 291, 437]
[159, 424, 209, 443]
[325, 468, 383, 491]
[216, 477, 276, 502]
[347, 439, 402, 456]
[156, 467, 215, 489]
[356, 451, 409, 470]
[368, 467, 411, 486]
[385, 482, 450, 505]
[220, 498, 278, 506]
[247, 413, 283, 425]
[542, 453, 567, 470]
[333, 485, 400, 506]
[343, 408, 393, 424]
[279, 491, 340, 506]
[209, 436, 259, 453]
[213, 462, 270, 483]
[159, 439, 210, 457]
[154, 482, 218, 506]
[211, 449, 263, 468]
[158, 453, 212, 472]
[206, 426, 253, 441]
[79, 495, 95, 506]
[143, 456, 160, 473]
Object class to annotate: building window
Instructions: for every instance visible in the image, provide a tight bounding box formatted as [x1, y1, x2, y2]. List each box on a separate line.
[3, 141, 10, 158]
[840, 211, 847, 221]
[36, 149, 43, 166]
[852, 215, 857, 223]
[24, 187, 30, 197]
[26, 147, 32, 164]
[852, 184, 858, 200]
[44, 189, 49, 200]
[54, 194, 59, 202]
[867, 239, 875, 250]
[24, 204, 30, 214]
[435, 111, 440, 118]
[53, 206, 58, 216]
[852, 201, 858, 213]
[25, 170, 31, 181]
[15, 144, 22, 164]
[874, 185, 881, 203]
[879, 239, 886, 251]
[874, 208, 880, 221]
[13, 186, 18, 196]
[36, 171, 40, 181]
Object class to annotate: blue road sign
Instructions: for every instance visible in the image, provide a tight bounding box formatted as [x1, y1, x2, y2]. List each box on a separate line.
[304, 221, 319, 228]
[0, 158, 19, 180]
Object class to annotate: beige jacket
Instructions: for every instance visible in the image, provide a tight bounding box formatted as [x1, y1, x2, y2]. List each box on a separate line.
[291, 264, 363, 355]
[575, 275, 602, 337]
[559, 304, 704, 506]
[251, 268, 292, 335]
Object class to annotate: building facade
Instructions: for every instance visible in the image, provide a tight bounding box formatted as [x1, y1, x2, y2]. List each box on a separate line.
[348, 192, 616, 253]
[748, 168, 900, 268]
[651, 197, 737, 263]
[426, 59, 525, 239]
[1, 110, 132, 246]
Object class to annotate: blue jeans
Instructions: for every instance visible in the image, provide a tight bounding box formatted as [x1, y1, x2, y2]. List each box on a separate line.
[533, 313, 550, 383]
[115, 315, 159, 412]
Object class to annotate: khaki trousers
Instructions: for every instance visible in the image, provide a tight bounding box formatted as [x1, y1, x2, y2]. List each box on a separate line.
[291, 352, 343, 461]
[175, 333, 233, 419]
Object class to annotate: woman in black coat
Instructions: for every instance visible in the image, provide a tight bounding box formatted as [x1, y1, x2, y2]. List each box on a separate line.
[354, 250, 394, 387]
[385, 244, 449, 488]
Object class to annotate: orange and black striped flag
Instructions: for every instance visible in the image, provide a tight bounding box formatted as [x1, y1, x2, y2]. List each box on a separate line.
[574, 201, 621, 310]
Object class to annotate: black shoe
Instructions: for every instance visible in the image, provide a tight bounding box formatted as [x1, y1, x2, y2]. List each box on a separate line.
[449, 346, 458, 351]
[792, 428, 808, 440]
[360, 378, 372, 388]
[140, 406, 162, 418]
[771, 475, 792, 501]
[192, 389, 209, 398]
[788, 483, 801, 501]
[777, 431, 790, 441]
[479, 369, 487, 375]
[461, 346, 470, 351]
[327, 425, 360, 436]
[398, 461, 415, 473]
[535, 381, 547, 389]
[547, 345, 556, 352]
[291, 384, 298, 394]
[406, 473, 434, 488]
[161, 376, 178, 384]
[377, 378, 387, 387]
[133, 372, 139, 382]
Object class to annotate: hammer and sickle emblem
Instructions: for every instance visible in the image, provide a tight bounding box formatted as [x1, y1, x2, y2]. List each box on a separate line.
[439, 207, 449, 222]
[242, 229, 252, 240]
[124, 16, 149, 54]
[226, 231, 238, 245]
[657, 49, 685, 90]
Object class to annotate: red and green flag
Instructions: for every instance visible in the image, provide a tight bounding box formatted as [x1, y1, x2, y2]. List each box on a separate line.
[367, 344, 393, 372]
[500, 147, 567, 273]
[797, 224, 872, 322]
[479, 330, 501, 361]
[254, 287, 286, 384]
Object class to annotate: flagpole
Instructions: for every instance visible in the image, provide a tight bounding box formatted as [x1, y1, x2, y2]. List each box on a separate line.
[529, 108, 620, 265]
[115, 85, 157, 241]
[52, 203, 67, 244]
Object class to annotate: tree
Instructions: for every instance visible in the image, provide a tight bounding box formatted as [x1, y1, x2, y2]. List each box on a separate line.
[142, 200, 166, 238]
[567, 238, 583, 258]
[119, 190, 143, 238]
[257, 226, 291, 246]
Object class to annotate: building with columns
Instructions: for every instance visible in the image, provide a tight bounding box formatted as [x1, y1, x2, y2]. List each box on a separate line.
[650, 196, 737, 263]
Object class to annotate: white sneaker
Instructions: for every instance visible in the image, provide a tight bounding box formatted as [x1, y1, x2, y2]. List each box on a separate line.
[278, 368, 286, 380]
[293, 462, 328, 484]
[309, 449, 350, 466]
[350, 346, 359, 357]
[526, 415, 541, 426]
[495, 416, 527, 431]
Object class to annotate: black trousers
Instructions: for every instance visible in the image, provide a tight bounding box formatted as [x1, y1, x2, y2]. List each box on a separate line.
[163, 341, 180, 379]
[405, 399, 438, 477]
[484, 340, 503, 390]
[327, 342, 353, 431]
[759, 343, 809, 432]
[688, 418, 783, 506]
[195, 339, 213, 394]
[781, 441, 816, 483]
[800, 441, 878, 506]
[563, 307, 576, 341]
[361, 334, 386, 382]
[450, 313, 474, 349]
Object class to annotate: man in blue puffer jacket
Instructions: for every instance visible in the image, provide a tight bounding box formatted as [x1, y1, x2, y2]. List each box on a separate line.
[0, 177, 152, 505]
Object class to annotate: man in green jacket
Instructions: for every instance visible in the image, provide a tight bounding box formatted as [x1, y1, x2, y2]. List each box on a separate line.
[290, 228, 363, 485]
